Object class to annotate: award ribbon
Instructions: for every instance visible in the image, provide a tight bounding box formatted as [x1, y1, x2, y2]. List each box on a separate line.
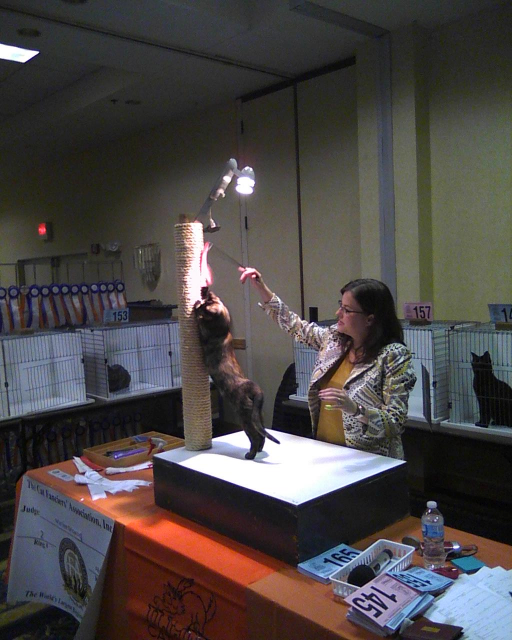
[107, 282, 118, 309]
[115, 280, 128, 308]
[0, 287, 13, 334]
[89, 283, 103, 323]
[20, 285, 34, 329]
[80, 284, 95, 324]
[41, 285, 58, 328]
[8, 286, 22, 330]
[50, 283, 70, 326]
[60, 283, 74, 325]
[99, 281, 111, 314]
[70, 284, 84, 325]
[28, 285, 41, 329]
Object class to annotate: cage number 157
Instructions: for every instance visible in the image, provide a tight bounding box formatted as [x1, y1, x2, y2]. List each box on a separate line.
[403, 302, 433, 321]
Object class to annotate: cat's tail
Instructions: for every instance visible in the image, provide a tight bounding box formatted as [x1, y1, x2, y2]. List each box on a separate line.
[264, 429, 280, 445]
[253, 391, 280, 444]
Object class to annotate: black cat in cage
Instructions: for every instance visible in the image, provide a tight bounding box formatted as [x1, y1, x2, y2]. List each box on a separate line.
[471, 351, 512, 428]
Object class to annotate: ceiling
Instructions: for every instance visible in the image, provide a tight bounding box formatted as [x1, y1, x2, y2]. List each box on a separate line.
[0, 0, 507, 169]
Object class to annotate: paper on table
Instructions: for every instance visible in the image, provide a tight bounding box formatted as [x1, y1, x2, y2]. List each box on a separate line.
[467, 566, 512, 601]
[427, 572, 512, 640]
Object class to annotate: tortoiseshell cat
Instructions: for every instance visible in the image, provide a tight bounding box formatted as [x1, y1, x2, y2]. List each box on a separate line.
[471, 351, 512, 427]
[193, 290, 280, 459]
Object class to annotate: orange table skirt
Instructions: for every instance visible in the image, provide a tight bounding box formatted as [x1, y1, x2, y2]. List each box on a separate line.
[124, 510, 284, 640]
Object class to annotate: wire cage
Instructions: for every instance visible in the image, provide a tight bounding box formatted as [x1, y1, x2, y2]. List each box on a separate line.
[78, 320, 180, 400]
[401, 321, 473, 422]
[290, 321, 335, 401]
[448, 323, 512, 430]
[291, 342, 317, 400]
[0, 331, 87, 420]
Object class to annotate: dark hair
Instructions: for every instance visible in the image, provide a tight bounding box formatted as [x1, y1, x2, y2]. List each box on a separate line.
[340, 278, 404, 362]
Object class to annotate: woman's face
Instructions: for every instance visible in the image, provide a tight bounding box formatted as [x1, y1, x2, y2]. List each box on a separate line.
[336, 290, 373, 345]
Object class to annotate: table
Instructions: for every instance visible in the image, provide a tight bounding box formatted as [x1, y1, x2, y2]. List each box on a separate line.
[246, 517, 512, 640]
[8, 460, 512, 640]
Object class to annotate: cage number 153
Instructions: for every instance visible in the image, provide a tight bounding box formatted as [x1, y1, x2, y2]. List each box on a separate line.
[103, 308, 130, 323]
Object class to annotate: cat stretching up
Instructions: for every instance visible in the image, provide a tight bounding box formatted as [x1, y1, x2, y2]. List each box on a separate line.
[193, 290, 280, 459]
[471, 351, 512, 428]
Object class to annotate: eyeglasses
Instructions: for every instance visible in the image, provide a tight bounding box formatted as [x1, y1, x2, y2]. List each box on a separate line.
[338, 301, 366, 315]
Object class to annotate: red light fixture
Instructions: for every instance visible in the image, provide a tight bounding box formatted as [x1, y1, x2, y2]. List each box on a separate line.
[38, 222, 53, 241]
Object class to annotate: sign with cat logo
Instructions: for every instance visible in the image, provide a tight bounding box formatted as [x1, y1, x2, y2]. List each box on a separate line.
[488, 303, 512, 324]
[403, 302, 433, 322]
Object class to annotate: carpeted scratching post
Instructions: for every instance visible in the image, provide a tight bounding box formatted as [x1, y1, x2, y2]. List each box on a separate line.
[174, 220, 212, 450]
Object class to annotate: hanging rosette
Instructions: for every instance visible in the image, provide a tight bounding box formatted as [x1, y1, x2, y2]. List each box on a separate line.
[8, 286, 22, 330]
[115, 280, 128, 308]
[40, 285, 58, 329]
[107, 282, 118, 309]
[28, 285, 42, 329]
[69, 284, 84, 325]
[50, 283, 71, 326]
[0, 287, 13, 334]
[17, 285, 31, 329]
[89, 283, 103, 323]
[60, 283, 74, 325]
[99, 281, 111, 316]
[80, 283, 96, 325]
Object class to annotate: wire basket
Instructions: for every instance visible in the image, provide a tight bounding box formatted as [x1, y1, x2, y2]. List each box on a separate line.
[0, 330, 87, 419]
[448, 323, 512, 429]
[330, 539, 415, 599]
[78, 320, 180, 400]
[401, 321, 476, 422]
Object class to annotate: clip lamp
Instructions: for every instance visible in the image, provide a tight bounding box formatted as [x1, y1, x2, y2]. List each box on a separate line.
[195, 158, 255, 231]
[235, 166, 255, 195]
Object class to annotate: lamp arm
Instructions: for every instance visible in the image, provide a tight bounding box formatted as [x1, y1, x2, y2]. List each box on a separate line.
[194, 158, 238, 223]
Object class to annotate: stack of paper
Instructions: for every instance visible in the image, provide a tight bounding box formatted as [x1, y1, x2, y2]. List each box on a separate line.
[344, 572, 434, 637]
[297, 543, 360, 584]
[427, 566, 512, 640]
[392, 566, 455, 595]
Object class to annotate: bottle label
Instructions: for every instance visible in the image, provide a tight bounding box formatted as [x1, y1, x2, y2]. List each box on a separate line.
[422, 523, 443, 538]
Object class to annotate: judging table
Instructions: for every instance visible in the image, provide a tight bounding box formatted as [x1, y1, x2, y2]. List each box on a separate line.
[7, 459, 512, 640]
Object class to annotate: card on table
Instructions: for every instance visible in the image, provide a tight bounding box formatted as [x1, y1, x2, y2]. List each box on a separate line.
[450, 555, 486, 573]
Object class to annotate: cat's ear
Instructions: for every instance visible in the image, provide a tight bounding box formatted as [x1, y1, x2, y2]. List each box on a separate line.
[471, 352, 477, 360]
[483, 351, 491, 361]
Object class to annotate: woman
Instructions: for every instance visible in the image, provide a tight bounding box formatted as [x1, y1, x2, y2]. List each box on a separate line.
[239, 268, 416, 459]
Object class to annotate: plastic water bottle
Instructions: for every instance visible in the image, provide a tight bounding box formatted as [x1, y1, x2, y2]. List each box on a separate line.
[421, 500, 446, 569]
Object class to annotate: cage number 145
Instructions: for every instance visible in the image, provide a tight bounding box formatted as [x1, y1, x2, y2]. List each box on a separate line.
[488, 304, 512, 323]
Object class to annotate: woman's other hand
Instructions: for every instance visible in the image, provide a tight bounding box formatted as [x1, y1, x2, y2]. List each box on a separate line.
[318, 388, 358, 415]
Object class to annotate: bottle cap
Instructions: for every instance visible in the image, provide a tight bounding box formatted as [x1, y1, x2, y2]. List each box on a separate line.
[427, 500, 437, 508]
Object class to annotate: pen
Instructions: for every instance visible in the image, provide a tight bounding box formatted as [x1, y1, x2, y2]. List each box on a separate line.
[106, 447, 146, 459]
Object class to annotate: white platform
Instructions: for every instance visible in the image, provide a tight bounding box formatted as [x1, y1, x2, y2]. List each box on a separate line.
[154, 430, 409, 563]
[155, 430, 405, 506]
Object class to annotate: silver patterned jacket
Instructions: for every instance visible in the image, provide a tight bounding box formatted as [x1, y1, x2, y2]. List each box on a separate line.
[261, 294, 416, 459]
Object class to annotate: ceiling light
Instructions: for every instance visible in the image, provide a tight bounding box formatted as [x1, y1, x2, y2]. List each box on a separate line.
[0, 42, 39, 63]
